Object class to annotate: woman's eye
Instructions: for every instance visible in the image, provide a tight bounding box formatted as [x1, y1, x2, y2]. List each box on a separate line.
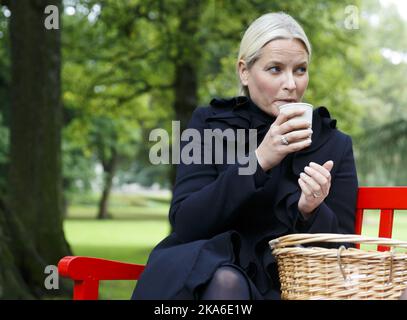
[268, 66, 280, 73]
[296, 67, 307, 73]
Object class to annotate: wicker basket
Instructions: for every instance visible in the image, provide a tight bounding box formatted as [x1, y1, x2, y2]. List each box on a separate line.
[269, 233, 407, 300]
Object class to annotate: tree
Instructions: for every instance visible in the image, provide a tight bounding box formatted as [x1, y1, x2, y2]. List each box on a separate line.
[61, 0, 174, 217]
[88, 116, 141, 219]
[0, 0, 71, 298]
[351, 0, 407, 185]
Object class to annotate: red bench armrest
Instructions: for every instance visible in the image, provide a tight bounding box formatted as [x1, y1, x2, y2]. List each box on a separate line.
[58, 256, 145, 300]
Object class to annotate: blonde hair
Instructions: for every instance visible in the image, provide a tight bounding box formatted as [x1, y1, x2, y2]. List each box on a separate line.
[237, 12, 312, 96]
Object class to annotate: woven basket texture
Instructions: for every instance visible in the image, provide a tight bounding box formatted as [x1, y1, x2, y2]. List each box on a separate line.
[269, 233, 407, 300]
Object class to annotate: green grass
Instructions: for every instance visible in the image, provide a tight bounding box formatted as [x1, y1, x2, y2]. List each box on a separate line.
[63, 192, 171, 300]
[68, 193, 170, 219]
[63, 193, 407, 299]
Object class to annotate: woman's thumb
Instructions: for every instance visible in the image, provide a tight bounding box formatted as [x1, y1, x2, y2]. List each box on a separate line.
[323, 160, 334, 171]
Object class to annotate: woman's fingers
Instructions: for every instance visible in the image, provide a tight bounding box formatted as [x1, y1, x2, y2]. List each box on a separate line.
[300, 160, 334, 197]
[298, 161, 333, 215]
[309, 161, 333, 181]
[304, 165, 328, 186]
[278, 118, 311, 135]
[322, 160, 334, 172]
[259, 109, 315, 170]
[284, 128, 313, 144]
[273, 108, 306, 126]
[298, 177, 313, 197]
[300, 172, 323, 195]
[284, 138, 312, 152]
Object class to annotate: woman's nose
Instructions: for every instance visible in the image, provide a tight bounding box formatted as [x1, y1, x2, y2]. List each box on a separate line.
[283, 73, 297, 91]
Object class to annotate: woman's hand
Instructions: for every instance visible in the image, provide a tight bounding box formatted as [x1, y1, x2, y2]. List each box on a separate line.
[297, 160, 334, 219]
[255, 108, 313, 171]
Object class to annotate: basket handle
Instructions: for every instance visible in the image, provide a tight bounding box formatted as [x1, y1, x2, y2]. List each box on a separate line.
[269, 233, 407, 249]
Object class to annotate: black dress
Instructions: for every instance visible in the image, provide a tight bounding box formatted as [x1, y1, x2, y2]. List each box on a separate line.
[131, 96, 358, 300]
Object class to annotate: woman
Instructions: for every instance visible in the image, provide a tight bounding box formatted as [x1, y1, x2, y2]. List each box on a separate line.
[132, 12, 358, 300]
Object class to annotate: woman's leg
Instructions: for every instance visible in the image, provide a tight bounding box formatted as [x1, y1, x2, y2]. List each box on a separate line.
[198, 265, 251, 300]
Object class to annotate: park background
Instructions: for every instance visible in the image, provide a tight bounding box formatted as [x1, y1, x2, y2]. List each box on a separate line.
[0, 0, 407, 299]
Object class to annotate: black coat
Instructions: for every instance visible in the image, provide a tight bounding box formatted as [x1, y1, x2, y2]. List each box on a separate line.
[131, 96, 358, 300]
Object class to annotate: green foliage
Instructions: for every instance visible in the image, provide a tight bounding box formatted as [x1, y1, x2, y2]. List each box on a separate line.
[351, 0, 407, 185]
[356, 119, 407, 185]
[62, 137, 95, 195]
[61, 0, 175, 190]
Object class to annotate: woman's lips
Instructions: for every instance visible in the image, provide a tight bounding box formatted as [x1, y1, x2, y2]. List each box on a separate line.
[274, 99, 297, 106]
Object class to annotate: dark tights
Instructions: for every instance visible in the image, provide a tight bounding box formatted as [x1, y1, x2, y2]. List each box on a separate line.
[198, 265, 251, 300]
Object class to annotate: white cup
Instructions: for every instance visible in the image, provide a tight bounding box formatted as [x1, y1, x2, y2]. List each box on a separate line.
[278, 102, 313, 127]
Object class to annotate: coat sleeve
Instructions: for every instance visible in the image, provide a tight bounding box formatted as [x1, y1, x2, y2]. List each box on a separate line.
[295, 135, 359, 234]
[169, 107, 270, 242]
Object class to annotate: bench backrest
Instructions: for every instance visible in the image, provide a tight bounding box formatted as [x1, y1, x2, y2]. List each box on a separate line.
[355, 187, 407, 251]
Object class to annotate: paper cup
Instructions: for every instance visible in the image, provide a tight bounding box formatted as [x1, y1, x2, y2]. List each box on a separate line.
[278, 102, 313, 127]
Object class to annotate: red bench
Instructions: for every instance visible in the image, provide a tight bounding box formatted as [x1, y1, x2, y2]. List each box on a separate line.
[58, 186, 407, 300]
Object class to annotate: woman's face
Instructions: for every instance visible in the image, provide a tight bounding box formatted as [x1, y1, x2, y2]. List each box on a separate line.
[238, 38, 309, 117]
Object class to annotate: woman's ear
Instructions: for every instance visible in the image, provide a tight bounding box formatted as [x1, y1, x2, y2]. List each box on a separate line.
[238, 60, 249, 86]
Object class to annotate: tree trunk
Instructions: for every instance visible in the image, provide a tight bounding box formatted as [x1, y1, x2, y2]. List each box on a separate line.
[97, 147, 118, 220]
[170, 0, 201, 187]
[0, 0, 72, 298]
[0, 197, 35, 299]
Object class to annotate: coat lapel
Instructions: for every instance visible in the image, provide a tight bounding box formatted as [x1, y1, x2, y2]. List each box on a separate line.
[206, 96, 272, 130]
